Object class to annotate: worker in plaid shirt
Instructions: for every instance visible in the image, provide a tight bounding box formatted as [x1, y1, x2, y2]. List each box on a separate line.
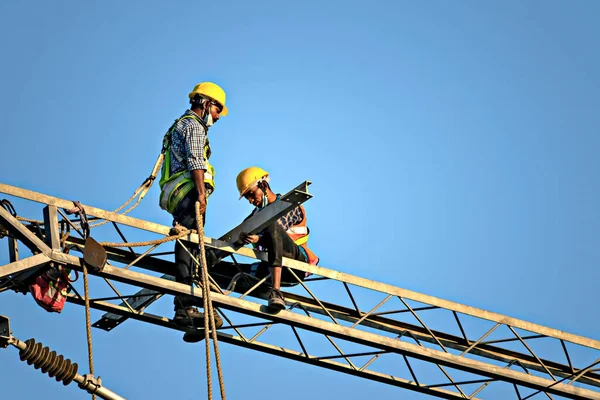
[158, 82, 228, 328]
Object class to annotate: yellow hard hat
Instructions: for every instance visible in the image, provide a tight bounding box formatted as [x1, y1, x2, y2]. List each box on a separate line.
[236, 167, 269, 199]
[188, 82, 229, 116]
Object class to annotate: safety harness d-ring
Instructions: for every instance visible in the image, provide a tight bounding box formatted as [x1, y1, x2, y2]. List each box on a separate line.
[0, 199, 17, 217]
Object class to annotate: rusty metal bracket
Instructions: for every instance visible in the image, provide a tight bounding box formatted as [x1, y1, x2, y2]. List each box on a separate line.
[0, 315, 11, 348]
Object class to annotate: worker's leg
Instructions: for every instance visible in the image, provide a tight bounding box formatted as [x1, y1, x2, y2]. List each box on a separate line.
[171, 190, 224, 328]
[258, 222, 305, 286]
[256, 222, 307, 310]
[172, 192, 200, 307]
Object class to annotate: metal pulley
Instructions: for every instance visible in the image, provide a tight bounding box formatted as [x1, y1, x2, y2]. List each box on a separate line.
[83, 236, 107, 271]
[65, 201, 107, 271]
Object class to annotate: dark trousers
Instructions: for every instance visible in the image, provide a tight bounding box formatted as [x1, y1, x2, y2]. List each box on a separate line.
[171, 191, 206, 309]
[209, 222, 308, 290]
[257, 222, 307, 267]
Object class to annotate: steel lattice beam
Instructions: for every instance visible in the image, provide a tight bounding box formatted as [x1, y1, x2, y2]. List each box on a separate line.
[65, 295, 477, 400]
[53, 255, 598, 399]
[58, 236, 600, 388]
[1, 182, 600, 400]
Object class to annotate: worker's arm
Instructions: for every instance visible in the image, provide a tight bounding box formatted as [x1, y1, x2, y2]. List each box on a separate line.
[239, 232, 259, 244]
[191, 169, 207, 213]
[238, 210, 261, 245]
[183, 119, 209, 212]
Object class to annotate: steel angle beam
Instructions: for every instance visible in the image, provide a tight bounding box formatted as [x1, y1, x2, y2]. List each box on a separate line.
[43, 206, 60, 250]
[0, 207, 53, 282]
[9, 236, 19, 262]
[0, 183, 171, 236]
[0, 207, 50, 255]
[0, 254, 51, 280]
[219, 180, 312, 242]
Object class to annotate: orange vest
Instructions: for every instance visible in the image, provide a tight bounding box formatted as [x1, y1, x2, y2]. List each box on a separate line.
[285, 204, 319, 265]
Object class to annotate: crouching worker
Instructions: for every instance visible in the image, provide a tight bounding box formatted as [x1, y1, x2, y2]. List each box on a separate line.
[235, 167, 319, 310]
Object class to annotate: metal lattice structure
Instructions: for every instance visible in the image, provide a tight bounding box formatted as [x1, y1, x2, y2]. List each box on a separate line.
[1, 182, 599, 400]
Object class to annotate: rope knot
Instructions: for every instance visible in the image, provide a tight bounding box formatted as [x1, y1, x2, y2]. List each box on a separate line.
[169, 224, 189, 236]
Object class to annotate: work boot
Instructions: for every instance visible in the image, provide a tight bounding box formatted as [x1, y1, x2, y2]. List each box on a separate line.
[173, 306, 205, 327]
[182, 309, 224, 343]
[267, 289, 286, 311]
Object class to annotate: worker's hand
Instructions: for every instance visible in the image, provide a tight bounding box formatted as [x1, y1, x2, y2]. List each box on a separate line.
[239, 232, 259, 244]
[197, 193, 207, 215]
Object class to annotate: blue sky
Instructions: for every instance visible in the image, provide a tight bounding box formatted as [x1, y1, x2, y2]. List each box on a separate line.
[1, 1, 599, 399]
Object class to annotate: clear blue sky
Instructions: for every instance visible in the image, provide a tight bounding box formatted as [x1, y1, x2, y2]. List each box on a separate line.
[1, 1, 599, 399]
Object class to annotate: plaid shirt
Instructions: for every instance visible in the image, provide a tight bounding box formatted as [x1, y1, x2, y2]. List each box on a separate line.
[169, 110, 208, 175]
[275, 203, 304, 231]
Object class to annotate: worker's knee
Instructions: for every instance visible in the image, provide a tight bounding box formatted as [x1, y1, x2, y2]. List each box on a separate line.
[264, 221, 277, 235]
[264, 221, 286, 239]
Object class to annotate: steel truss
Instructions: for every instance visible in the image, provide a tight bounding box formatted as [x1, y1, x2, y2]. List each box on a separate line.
[0, 183, 599, 400]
